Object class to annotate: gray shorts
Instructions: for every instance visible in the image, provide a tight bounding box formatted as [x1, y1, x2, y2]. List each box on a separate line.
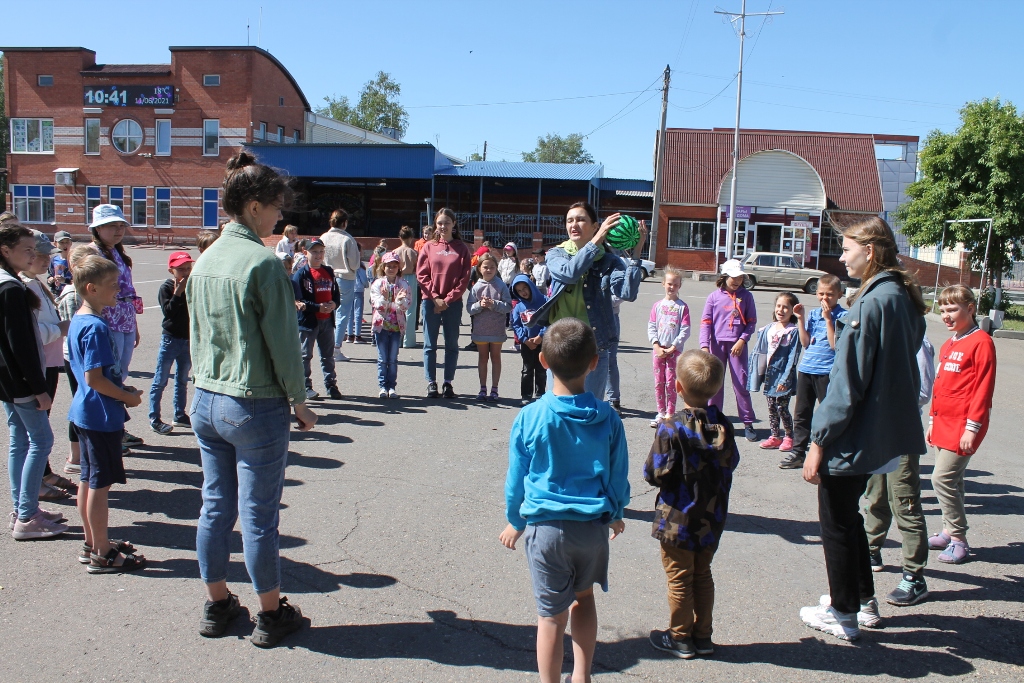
[524, 519, 610, 617]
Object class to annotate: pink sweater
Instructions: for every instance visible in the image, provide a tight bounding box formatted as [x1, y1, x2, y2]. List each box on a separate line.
[416, 239, 472, 305]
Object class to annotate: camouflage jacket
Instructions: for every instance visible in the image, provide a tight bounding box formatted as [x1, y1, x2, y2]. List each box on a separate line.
[643, 405, 739, 551]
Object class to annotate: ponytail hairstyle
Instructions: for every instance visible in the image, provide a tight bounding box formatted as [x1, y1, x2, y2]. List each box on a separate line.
[839, 216, 927, 314]
[432, 208, 461, 242]
[774, 291, 800, 324]
[0, 223, 41, 310]
[222, 151, 294, 220]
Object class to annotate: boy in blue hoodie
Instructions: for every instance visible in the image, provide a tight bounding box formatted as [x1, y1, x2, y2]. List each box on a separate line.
[509, 274, 547, 406]
[500, 318, 630, 683]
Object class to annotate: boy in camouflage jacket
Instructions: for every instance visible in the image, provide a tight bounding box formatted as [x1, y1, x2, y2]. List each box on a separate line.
[643, 349, 740, 659]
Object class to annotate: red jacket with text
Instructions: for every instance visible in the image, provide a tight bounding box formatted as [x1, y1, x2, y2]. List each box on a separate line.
[929, 327, 997, 455]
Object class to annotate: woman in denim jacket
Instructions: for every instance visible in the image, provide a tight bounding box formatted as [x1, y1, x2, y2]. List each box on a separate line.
[533, 202, 647, 397]
[798, 217, 927, 642]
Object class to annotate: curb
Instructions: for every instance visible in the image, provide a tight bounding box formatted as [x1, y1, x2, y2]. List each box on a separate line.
[993, 329, 1024, 340]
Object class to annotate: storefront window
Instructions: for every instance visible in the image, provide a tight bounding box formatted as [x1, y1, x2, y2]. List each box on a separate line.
[668, 220, 716, 250]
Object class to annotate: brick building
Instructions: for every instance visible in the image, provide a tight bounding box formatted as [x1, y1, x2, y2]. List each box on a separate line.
[2, 45, 315, 239]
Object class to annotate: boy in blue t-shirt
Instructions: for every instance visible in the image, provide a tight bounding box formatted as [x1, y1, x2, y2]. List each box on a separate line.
[67, 254, 146, 574]
[500, 318, 630, 683]
[780, 274, 847, 470]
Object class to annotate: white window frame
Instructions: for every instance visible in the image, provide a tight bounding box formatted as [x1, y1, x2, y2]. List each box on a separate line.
[155, 188, 172, 227]
[86, 186, 102, 223]
[10, 118, 54, 153]
[11, 185, 56, 224]
[84, 118, 101, 155]
[112, 119, 143, 155]
[203, 74, 220, 86]
[155, 119, 172, 156]
[131, 187, 147, 226]
[293, 129, 301, 143]
[37, 75, 54, 87]
[203, 119, 219, 156]
[667, 220, 717, 251]
[277, 125, 285, 143]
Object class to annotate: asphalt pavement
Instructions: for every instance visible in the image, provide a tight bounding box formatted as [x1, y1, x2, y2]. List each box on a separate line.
[1, 244, 1021, 682]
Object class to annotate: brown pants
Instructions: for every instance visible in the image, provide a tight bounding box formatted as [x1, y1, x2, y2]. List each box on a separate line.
[661, 543, 716, 640]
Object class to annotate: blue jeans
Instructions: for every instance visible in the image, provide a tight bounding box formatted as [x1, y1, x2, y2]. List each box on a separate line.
[347, 290, 365, 337]
[547, 348, 609, 399]
[109, 328, 136, 377]
[402, 274, 419, 348]
[149, 334, 192, 424]
[4, 400, 54, 521]
[333, 277, 356, 347]
[192, 388, 291, 594]
[300, 318, 337, 390]
[605, 315, 621, 402]
[374, 330, 401, 390]
[421, 299, 463, 384]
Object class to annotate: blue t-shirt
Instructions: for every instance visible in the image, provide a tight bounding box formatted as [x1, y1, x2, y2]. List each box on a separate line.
[67, 314, 125, 432]
[798, 305, 848, 375]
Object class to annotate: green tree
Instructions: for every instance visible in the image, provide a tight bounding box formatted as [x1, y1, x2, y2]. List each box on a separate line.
[522, 133, 594, 164]
[896, 98, 1024, 286]
[466, 151, 484, 161]
[315, 71, 409, 139]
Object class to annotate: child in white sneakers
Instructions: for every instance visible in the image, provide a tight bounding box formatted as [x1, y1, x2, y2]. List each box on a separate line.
[647, 266, 690, 426]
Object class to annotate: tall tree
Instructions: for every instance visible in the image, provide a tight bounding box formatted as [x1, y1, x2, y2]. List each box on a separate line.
[315, 71, 409, 139]
[522, 133, 594, 164]
[896, 98, 1024, 286]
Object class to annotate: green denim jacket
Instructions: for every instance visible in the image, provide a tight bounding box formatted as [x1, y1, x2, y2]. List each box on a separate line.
[186, 222, 306, 405]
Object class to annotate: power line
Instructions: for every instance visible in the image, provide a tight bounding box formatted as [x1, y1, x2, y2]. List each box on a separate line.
[668, 77, 737, 112]
[673, 0, 701, 63]
[583, 72, 665, 138]
[406, 89, 656, 109]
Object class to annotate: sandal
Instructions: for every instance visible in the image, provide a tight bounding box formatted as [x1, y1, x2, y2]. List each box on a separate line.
[937, 540, 970, 564]
[44, 473, 78, 492]
[38, 482, 72, 501]
[88, 547, 147, 574]
[78, 539, 138, 564]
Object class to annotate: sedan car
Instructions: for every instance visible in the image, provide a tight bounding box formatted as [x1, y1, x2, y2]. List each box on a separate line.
[620, 257, 657, 280]
[742, 252, 828, 293]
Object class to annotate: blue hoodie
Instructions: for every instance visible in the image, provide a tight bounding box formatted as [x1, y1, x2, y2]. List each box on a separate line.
[505, 391, 631, 530]
[509, 274, 547, 341]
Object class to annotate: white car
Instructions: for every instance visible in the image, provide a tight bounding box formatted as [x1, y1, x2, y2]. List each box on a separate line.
[621, 256, 656, 280]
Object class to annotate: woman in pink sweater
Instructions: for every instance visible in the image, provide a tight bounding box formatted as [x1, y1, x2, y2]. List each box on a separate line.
[416, 208, 472, 398]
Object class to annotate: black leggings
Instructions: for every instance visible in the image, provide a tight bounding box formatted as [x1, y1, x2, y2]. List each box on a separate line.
[818, 471, 874, 614]
[63, 360, 79, 444]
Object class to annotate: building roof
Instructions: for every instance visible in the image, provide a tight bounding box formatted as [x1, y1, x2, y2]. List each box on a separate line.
[662, 128, 882, 212]
[81, 64, 172, 76]
[169, 46, 310, 111]
[246, 143, 452, 180]
[435, 161, 604, 182]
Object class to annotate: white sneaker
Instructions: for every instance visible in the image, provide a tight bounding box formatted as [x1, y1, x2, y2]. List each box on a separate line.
[388, 389, 398, 399]
[799, 603, 861, 641]
[819, 594, 880, 628]
[333, 349, 348, 362]
[649, 414, 663, 428]
[12, 510, 69, 540]
[305, 388, 319, 400]
[378, 388, 388, 398]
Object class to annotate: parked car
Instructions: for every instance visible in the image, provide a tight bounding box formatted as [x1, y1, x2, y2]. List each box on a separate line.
[621, 257, 656, 280]
[741, 252, 828, 294]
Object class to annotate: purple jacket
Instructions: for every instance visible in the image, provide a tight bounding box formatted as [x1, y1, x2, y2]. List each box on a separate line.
[699, 287, 757, 346]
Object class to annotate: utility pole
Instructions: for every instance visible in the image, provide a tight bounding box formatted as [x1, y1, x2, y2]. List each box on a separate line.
[649, 64, 671, 266]
[483, 141, 487, 161]
[715, 1, 782, 260]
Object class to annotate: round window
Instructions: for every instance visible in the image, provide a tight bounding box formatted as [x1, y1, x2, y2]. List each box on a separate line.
[112, 119, 143, 154]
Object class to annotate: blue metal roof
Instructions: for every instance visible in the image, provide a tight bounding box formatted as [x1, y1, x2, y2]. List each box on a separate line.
[599, 178, 654, 193]
[435, 161, 604, 182]
[245, 143, 452, 180]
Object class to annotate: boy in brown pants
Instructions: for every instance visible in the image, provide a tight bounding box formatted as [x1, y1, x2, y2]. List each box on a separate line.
[643, 349, 739, 659]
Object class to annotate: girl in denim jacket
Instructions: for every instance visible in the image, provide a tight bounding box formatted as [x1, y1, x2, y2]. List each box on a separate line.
[748, 292, 801, 451]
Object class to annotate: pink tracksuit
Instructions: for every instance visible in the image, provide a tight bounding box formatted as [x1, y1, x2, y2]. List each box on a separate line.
[699, 287, 757, 423]
[648, 298, 691, 416]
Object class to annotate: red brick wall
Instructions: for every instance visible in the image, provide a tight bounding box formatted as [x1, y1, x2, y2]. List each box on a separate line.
[900, 253, 980, 288]
[4, 47, 308, 240]
[656, 205, 720, 271]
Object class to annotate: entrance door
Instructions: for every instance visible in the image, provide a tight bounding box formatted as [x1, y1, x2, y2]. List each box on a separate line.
[756, 224, 782, 253]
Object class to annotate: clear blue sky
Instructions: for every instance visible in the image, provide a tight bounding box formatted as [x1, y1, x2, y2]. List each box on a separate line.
[6, 0, 1021, 179]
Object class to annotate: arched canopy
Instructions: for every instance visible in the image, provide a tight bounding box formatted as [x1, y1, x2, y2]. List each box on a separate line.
[718, 149, 826, 212]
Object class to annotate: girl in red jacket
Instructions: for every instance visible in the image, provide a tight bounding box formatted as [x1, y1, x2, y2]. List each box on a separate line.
[927, 285, 996, 564]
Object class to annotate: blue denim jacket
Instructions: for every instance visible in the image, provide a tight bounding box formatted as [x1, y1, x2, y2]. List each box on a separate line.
[746, 324, 801, 397]
[533, 242, 641, 351]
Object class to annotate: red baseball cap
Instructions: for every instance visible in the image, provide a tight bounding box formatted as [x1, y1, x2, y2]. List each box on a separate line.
[168, 251, 194, 268]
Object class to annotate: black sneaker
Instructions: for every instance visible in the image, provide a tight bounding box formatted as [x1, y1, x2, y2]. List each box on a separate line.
[870, 550, 885, 572]
[649, 630, 696, 659]
[609, 400, 622, 415]
[885, 573, 929, 607]
[251, 597, 305, 648]
[150, 420, 173, 435]
[199, 592, 241, 638]
[441, 382, 456, 399]
[173, 415, 192, 428]
[779, 453, 805, 469]
[427, 382, 440, 398]
[693, 636, 714, 656]
[123, 431, 144, 445]
[744, 425, 757, 442]
[328, 386, 343, 400]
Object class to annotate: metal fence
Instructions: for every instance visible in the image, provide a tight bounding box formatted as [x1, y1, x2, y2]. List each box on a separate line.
[419, 212, 566, 249]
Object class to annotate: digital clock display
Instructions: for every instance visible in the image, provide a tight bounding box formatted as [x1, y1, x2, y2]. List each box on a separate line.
[83, 85, 174, 107]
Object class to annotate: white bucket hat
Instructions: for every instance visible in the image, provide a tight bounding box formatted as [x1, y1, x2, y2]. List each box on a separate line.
[720, 258, 746, 278]
[89, 204, 129, 229]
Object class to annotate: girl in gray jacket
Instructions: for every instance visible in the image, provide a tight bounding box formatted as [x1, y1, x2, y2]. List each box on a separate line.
[468, 253, 512, 401]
